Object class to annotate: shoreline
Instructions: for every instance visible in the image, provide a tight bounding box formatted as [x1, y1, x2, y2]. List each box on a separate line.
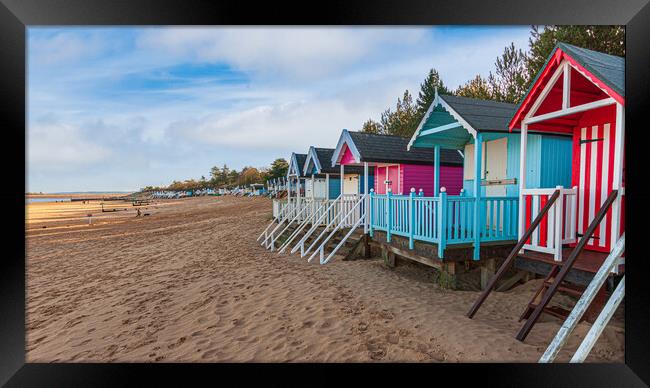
[26, 193, 133, 199]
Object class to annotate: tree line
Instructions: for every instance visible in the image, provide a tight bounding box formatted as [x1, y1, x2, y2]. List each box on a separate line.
[140, 158, 290, 192]
[361, 25, 624, 138]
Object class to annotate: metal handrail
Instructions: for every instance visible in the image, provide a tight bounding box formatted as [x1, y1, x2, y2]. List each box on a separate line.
[260, 203, 294, 246]
[308, 194, 367, 263]
[291, 195, 342, 255]
[302, 196, 352, 258]
[278, 199, 329, 253]
[266, 199, 314, 251]
[321, 211, 366, 265]
[258, 201, 291, 242]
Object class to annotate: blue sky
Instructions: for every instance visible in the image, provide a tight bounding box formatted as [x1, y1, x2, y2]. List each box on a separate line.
[27, 26, 531, 192]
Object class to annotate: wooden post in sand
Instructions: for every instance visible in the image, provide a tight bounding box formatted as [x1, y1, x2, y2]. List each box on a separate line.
[480, 258, 496, 290]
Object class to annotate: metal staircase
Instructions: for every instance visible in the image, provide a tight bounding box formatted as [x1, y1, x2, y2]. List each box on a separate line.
[258, 201, 292, 244]
[308, 194, 367, 265]
[277, 199, 331, 254]
[261, 199, 310, 251]
[290, 195, 343, 256]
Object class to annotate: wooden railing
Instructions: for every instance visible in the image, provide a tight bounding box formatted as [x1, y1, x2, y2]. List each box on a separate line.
[369, 189, 518, 257]
[521, 186, 577, 260]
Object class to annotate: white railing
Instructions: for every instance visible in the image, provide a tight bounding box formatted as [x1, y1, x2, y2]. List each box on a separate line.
[308, 194, 367, 264]
[258, 203, 291, 243]
[300, 195, 361, 259]
[265, 200, 315, 251]
[522, 186, 577, 261]
[291, 195, 343, 256]
[278, 199, 330, 254]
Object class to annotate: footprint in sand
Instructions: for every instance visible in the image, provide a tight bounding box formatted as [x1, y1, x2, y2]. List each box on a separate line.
[357, 321, 369, 333]
[366, 339, 387, 360]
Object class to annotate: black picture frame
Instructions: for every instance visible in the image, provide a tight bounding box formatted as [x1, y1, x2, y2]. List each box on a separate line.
[2, 0, 649, 386]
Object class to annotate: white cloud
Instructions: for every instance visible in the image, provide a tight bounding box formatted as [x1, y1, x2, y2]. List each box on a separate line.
[29, 30, 113, 66]
[27, 120, 111, 171]
[137, 27, 431, 79]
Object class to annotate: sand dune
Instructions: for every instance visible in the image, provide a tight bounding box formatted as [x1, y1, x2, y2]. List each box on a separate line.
[26, 196, 624, 362]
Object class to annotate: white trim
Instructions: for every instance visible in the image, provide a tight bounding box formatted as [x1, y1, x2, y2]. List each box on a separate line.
[331, 129, 362, 167]
[407, 94, 479, 150]
[419, 122, 463, 137]
[578, 127, 587, 236]
[304, 146, 322, 175]
[526, 60, 568, 120]
[524, 97, 616, 125]
[408, 92, 441, 150]
[599, 124, 610, 247]
[562, 62, 571, 109]
[588, 125, 598, 246]
[610, 102, 624, 252]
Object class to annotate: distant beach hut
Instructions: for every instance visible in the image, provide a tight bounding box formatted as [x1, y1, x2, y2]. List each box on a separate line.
[332, 129, 463, 197]
[302, 146, 364, 200]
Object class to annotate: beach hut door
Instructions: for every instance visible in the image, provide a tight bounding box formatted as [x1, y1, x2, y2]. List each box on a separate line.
[576, 124, 615, 252]
[343, 174, 359, 195]
[484, 138, 508, 197]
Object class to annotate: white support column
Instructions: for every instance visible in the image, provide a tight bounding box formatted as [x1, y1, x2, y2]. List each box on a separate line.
[518, 123, 528, 242]
[340, 164, 345, 196]
[610, 103, 625, 256]
[364, 161, 369, 234]
[287, 176, 291, 203]
[325, 173, 330, 200]
[562, 62, 571, 109]
[311, 173, 315, 222]
[296, 177, 301, 216]
[434, 145, 441, 196]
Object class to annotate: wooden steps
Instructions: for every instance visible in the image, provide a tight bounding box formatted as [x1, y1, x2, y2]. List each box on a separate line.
[518, 264, 587, 324]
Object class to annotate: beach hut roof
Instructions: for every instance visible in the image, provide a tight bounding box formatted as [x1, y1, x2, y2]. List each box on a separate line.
[437, 94, 517, 132]
[509, 42, 624, 130]
[408, 93, 571, 150]
[332, 130, 463, 166]
[304, 146, 364, 175]
[288, 152, 308, 177]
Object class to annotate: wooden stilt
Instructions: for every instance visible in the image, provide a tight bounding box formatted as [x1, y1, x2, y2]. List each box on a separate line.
[440, 262, 457, 290]
[480, 258, 496, 290]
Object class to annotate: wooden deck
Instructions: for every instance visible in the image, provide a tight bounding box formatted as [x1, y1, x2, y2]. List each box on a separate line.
[370, 229, 515, 265]
[515, 248, 622, 286]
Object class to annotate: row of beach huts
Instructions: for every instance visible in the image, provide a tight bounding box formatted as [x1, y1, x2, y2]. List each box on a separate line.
[259, 43, 626, 362]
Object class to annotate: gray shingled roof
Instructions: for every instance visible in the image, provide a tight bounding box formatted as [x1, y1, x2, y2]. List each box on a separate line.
[439, 94, 517, 132]
[348, 131, 463, 166]
[292, 153, 307, 176]
[511, 42, 625, 125]
[310, 147, 364, 174]
[558, 42, 624, 97]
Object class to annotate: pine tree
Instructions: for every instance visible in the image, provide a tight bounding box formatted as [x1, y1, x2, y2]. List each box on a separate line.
[455, 74, 493, 100]
[361, 118, 383, 134]
[488, 42, 530, 103]
[527, 25, 625, 82]
[415, 68, 451, 117]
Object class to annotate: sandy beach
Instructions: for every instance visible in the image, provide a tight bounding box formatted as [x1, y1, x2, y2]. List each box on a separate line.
[26, 196, 624, 362]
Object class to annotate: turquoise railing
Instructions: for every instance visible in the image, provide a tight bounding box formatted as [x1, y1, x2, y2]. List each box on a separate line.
[369, 189, 518, 258]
